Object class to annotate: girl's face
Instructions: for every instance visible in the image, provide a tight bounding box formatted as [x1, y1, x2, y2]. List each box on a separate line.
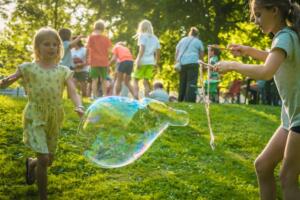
[253, 5, 276, 34]
[38, 35, 59, 61]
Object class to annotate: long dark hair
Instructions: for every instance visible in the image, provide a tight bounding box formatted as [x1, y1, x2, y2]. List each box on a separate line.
[250, 0, 300, 38]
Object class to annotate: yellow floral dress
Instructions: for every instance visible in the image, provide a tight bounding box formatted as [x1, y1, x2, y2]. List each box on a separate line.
[19, 62, 73, 154]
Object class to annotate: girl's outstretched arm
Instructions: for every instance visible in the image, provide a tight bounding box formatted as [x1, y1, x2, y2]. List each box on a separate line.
[135, 45, 145, 68]
[66, 77, 84, 117]
[69, 35, 85, 48]
[199, 50, 204, 61]
[0, 69, 22, 89]
[109, 54, 117, 67]
[215, 48, 285, 80]
[155, 48, 160, 67]
[228, 44, 269, 62]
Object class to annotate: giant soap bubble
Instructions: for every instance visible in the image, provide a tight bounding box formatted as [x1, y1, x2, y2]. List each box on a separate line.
[78, 96, 189, 168]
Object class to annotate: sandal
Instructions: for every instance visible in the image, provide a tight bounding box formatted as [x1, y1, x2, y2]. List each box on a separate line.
[25, 158, 35, 185]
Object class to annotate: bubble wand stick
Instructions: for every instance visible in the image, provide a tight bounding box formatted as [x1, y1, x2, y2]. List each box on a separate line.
[208, 44, 230, 51]
[198, 60, 214, 69]
[198, 57, 215, 150]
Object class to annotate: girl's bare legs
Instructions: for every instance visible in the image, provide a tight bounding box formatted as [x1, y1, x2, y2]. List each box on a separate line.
[134, 79, 139, 99]
[81, 81, 88, 97]
[91, 78, 99, 98]
[28, 157, 37, 182]
[143, 79, 150, 97]
[254, 126, 288, 200]
[100, 77, 107, 96]
[114, 72, 123, 95]
[86, 81, 91, 97]
[280, 131, 300, 200]
[124, 74, 137, 99]
[73, 79, 80, 93]
[35, 153, 54, 200]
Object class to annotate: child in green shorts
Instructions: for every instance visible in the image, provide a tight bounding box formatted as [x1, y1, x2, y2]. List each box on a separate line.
[86, 19, 112, 99]
[133, 20, 160, 98]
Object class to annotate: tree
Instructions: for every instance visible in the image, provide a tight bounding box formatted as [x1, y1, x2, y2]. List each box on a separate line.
[0, 0, 90, 75]
[0, 0, 12, 19]
[0, 0, 280, 92]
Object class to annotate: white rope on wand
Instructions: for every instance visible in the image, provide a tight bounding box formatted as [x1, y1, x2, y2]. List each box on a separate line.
[198, 59, 215, 150]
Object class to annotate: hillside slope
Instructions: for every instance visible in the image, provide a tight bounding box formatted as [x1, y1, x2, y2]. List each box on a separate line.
[0, 96, 281, 200]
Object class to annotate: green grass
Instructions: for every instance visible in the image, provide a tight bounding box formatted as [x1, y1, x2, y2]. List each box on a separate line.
[0, 95, 282, 200]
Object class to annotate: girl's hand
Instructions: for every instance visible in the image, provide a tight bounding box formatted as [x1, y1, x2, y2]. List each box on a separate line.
[75, 106, 85, 118]
[214, 61, 239, 74]
[135, 59, 141, 69]
[0, 71, 21, 89]
[0, 78, 9, 88]
[228, 44, 249, 57]
[78, 35, 85, 39]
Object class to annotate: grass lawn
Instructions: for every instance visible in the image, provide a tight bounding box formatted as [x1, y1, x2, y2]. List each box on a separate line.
[0, 95, 282, 200]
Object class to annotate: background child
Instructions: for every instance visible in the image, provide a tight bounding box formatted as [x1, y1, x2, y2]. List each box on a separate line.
[132, 19, 160, 98]
[0, 27, 84, 200]
[215, 0, 300, 199]
[149, 81, 169, 102]
[86, 19, 112, 99]
[208, 46, 221, 79]
[109, 41, 136, 98]
[205, 46, 221, 103]
[58, 28, 83, 69]
[71, 38, 89, 97]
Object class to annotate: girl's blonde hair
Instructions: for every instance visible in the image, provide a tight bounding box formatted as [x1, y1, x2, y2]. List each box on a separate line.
[33, 27, 63, 64]
[134, 19, 154, 39]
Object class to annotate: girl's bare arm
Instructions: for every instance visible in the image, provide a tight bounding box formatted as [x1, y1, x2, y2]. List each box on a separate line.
[135, 45, 145, 67]
[155, 48, 160, 66]
[0, 69, 22, 89]
[66, 76, 84, 117]
[228, 44, 269, 62]
[216, 48, 285, 80]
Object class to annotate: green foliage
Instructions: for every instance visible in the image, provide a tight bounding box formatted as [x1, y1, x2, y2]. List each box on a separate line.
[154, 30, 182, 92]
[0, 0, 252, 94]
[0, 0, 12, 19]
[217, 22, 272, 90]
[0, 95, 283, 199]
[1, 0, 292, 94]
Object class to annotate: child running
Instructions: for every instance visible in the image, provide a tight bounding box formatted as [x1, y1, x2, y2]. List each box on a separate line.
[0, 27, 84, 200]
[71, 38, 89, 97]
[109, 41, 137, 98]
[58, 28, 83, 70]
[86, 20, 112, 99]
[132, 19, 160, 98]
[215, 0, 300, 199]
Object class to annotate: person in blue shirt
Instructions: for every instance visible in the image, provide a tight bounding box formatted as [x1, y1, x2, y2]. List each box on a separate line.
[175, 27, 204, 102]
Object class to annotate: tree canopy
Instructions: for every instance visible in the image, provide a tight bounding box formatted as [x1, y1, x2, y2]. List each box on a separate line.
[0, 0, 292, 90]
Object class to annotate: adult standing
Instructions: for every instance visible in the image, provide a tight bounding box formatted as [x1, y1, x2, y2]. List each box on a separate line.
[175, 27, 204, 102]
